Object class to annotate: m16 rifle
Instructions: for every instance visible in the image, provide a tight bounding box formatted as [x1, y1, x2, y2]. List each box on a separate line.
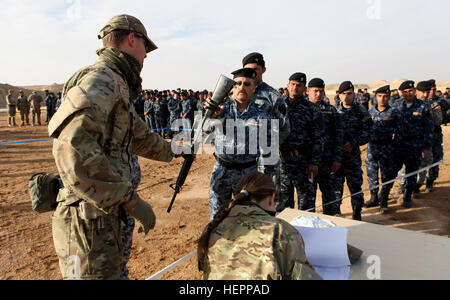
[167, 75, 235, 213]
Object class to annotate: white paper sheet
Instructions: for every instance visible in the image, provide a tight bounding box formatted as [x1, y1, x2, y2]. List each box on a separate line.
[293, 226, 352, 280]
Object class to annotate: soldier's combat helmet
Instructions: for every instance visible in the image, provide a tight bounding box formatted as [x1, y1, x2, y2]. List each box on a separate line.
[98, 14, 158, 53]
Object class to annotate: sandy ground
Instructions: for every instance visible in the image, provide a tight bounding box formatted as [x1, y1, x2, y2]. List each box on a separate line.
[0, 111, 449, 280]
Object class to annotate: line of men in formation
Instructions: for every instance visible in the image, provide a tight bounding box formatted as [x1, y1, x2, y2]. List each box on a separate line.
[145, 52, 449, 222]
[131, 88, 212, 139]
[4, 89, 62, 127]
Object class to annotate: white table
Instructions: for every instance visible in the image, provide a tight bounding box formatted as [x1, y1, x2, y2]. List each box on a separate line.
[277, 209, 450, 280]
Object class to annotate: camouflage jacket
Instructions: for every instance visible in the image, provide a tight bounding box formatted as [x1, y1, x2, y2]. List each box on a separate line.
[315, 100, 343, 164]
[214, 97, 271, 165]
[369, 105, 402, 143]
[253, 81, 290, 145]
[28, 93, 43, 109]
[281, 96, 325, 166]
[203, 203, 322, 280]
[336, 102, 373, 154]
[392, 98, 434, 151]
[17, 95, 30, 111]
[48, 57, 174, 214]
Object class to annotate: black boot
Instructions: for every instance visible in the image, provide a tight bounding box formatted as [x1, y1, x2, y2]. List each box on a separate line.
[364, 191, 379, 208]
[403, 190, 413, 208]
[379, 193, 389, 214]
[425, 179, 434, 193]
[413, 184, 422, 198]
[352, 206, 362, 221]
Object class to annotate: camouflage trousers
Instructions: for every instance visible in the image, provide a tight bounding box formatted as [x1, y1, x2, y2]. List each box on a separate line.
[335, 152, 364, 210]
[313, 159, 339, 216]
[120, 213, 135, 280]
[278, 158, 316, 213]
[52, 203, 123, 280]
[20, 110, 30, 125]
[429, 136, 444, 182]
[209, 161, 258, 220]
[366, 144, 396, 196]
[394, 147, 421, 193]
[32, 108, 41, 125]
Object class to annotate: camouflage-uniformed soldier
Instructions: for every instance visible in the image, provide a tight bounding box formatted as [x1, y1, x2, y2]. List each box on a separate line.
[205, 68, 272, 220]
[335, 81, 373, 221]
[143, 91, 154, 130]
[392, 80, 434, 208]
[17, 90, 30, 126]
[49, 14, 174, 280]
[6, 90, 17, 127]
[28, 91, 43, 126]
[180, 91, 194, 129]
[168, 92, 182, 138]
[364, 85, 401, 213]
[424, 79, 448, 192]
[308, 78, 343, 216]
[242, 52, 289, 179]
[198, 171, 322, 280]
[153, 94, 163, 136]
[278, 73, 325, 213]
[411, 81, 439, 197]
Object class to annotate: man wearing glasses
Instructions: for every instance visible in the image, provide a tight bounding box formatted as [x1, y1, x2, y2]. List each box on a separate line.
[49, 15, 175, 280]
[205, 68, 272, 220]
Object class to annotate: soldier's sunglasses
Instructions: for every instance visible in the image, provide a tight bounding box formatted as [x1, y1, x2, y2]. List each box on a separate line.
[234, 81, 252, 87]
[133, 32, 150, 52]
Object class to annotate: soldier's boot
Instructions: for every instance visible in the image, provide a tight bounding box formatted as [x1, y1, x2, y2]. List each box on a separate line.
[364, 191, 380, 208]
[413, 184, 422, 198]
[402, 190, 413, 209]
[379, 193, 389, 214]
[352, 206, 362, 221]
[425, 179, 434, 193]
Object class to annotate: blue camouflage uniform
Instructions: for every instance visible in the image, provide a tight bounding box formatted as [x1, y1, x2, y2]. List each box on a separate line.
[334, 95, 341, 108]
[427, 96, 448, 183]
[159, 98, 170, 137]
[153, 99, 163, 134]
[252, 81, 290, 180]
[392, 98, 434, 201]
[311, 99, 343, 215]
[278, 96, 324, 213]
[209, 97, 271, 220]
[144, 98, 155, 130]
[181, 98, 194, 129]
[168, 97, 182, 135]
[366, 105, 402, 202]
[335, 102, 373, 214]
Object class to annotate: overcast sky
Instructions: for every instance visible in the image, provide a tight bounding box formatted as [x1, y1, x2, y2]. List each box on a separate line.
[0, 0, 449, 90]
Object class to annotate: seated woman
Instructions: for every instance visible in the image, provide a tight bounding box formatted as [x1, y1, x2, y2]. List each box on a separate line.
[197, 171, 322, 280]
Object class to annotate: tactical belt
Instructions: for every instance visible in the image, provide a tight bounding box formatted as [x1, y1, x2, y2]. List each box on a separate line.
[214, 154, 257, 171]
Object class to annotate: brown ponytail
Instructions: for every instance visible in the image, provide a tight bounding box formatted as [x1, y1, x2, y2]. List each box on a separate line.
[197, 171, 277, 271]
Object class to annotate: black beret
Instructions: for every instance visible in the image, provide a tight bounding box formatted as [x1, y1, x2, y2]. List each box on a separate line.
[428, 79, 436, 88]
[181, 91, 188, 96]
[231, 68, 257, 79]
[242, 52, 265, 67]
[398, 80, 415, 91]
[338, 81, 355, 94]
[375, 85, 391, 94]
[416, 81, 432, 92]
[289, 72, 307, 84]
[308, 78, 325, 88]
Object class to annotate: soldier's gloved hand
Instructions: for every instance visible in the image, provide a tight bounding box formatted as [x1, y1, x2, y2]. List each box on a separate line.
[122, 192, 156, 235]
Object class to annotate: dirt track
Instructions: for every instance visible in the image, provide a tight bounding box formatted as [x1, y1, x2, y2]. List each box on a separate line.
[0, 111, 448, 280]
